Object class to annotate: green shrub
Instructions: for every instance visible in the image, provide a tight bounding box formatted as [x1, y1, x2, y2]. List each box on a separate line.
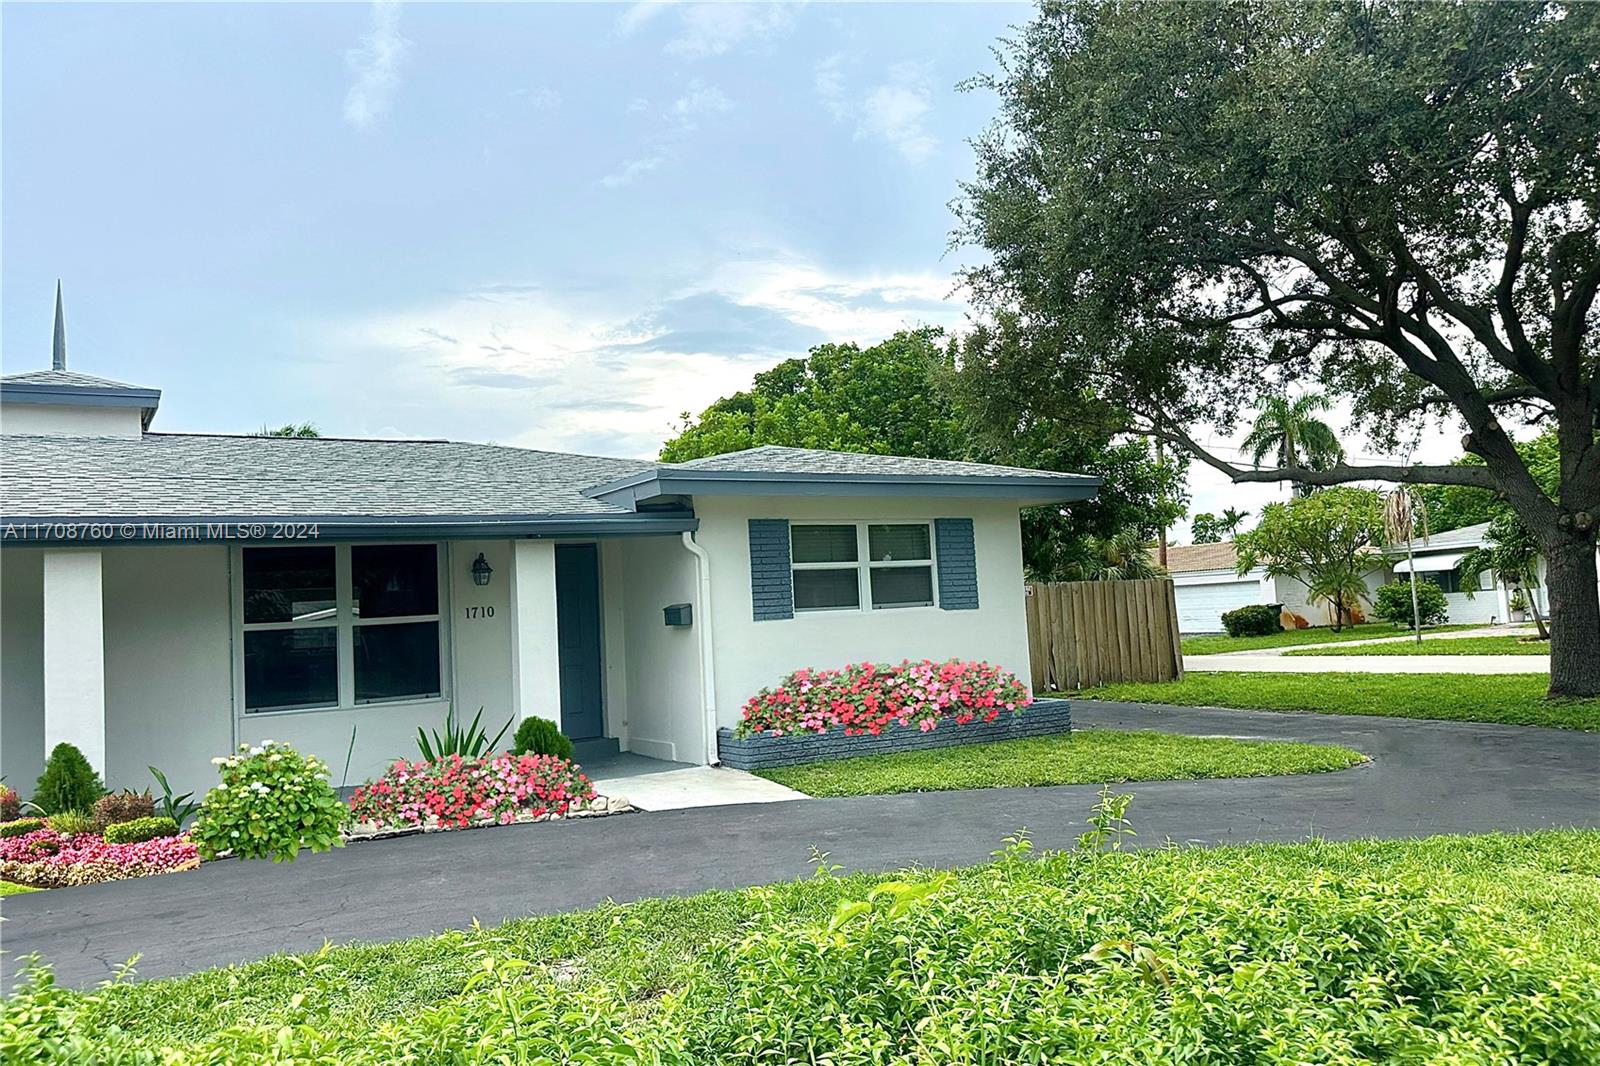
[1220, 603, 1283, 637]
[190, 741, 346, 863]
[44, 810, 96, 836]
[511, 717, 575, 761]
[31, 743, 104, 815]
[0, 817, 45, 839]
[0, 785, 19, 822]
[1372, 579, 1450, 626]
[91, 790, 155, 834]
[103, 816, 180, 844]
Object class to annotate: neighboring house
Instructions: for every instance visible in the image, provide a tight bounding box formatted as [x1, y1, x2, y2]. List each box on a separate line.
[1166, 542, 1383, 633]
[0, 364, 1099, 798]
[1168, 522, 1546, 633]
[1388, 521, 1548, 625]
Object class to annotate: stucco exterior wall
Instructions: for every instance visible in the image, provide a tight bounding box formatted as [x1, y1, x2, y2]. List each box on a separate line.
[0, 546, 233, 800]
[102, 545, 234, 799]
[692, 496, 1032, 732]
[1, 550, 46, 792]
[611, 535, 702, 762]
[0, 403, 144, 437]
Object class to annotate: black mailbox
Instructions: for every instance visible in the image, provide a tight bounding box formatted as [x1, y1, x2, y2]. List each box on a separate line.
[663, 603, 693, 627]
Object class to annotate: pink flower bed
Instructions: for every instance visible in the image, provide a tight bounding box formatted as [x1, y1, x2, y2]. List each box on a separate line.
[0, 828, 199, 888]
[737, 658, 1032, 738]
[349, 752, 595, 830]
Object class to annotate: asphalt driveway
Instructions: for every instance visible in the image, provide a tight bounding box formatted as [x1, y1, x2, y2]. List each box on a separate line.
[5, 700, 1597, 990]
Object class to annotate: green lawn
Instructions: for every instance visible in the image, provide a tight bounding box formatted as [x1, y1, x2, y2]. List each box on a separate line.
[14, 831, 1599, 1063]
[1286, 634, 1551, 656]
[1077, 672, 1600, 730]
[0, 881, 39, 896]
[1182, 622, 1474, 655]
[753, 728, 1365, 797]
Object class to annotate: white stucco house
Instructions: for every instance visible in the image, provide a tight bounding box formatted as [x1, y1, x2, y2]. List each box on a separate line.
[1167, 525, 1548, 633]
[0, 364, 1099, 799]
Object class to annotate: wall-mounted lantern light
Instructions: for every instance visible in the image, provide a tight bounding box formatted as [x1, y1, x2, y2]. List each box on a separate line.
[471, 553, 494, 587]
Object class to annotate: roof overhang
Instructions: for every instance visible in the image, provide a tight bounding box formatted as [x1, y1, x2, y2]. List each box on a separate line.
[0, 381, 162, 428]
[1393, 552, 1466, 575]
[584, 468, 1103, 509]
[0, 511, 697, 546]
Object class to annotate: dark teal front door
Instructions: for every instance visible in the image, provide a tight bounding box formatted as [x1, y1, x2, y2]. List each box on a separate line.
[554, 543, 605, 740]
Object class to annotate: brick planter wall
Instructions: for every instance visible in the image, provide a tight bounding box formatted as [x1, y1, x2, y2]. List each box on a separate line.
[717, 698, 1072, 770]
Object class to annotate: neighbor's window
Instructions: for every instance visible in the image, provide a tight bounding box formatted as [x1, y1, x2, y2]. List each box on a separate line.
[790, 522, 936, 612]
[241, 543, 442, 712]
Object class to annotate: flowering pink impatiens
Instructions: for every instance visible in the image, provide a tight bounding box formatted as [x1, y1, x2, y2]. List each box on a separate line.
[349, 752, 595, 831]
[736, 658, 1032, 738]
[0, 828, 199, 888]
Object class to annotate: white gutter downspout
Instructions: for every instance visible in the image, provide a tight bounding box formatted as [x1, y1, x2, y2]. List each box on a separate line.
[680, 531, 720, 765]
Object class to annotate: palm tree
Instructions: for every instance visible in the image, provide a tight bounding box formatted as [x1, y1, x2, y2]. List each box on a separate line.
[1067, 530, 1165, 582]
[1381, 486, 1430, 643]
[1460, 512, 1549, 639]
[1220, 507, 1250, 537]
[1241, 394, 1344, 497]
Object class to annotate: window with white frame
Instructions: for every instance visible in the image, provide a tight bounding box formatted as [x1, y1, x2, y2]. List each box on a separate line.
[790, 522, 936, 612]
[240, 543, 443, 712]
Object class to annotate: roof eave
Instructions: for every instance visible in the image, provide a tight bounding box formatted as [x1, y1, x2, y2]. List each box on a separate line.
[0, 382, 162, 427]
[0, 511, 698, 545]
[584, 468, 1103, 508]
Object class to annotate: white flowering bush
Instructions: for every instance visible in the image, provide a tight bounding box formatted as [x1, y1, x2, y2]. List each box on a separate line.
[190, 741, 346, 862]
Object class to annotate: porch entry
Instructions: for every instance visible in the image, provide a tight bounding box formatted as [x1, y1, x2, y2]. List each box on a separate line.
[554, 543, 604, 740]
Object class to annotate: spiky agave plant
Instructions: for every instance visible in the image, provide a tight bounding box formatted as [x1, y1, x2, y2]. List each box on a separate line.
[1381, 487, 1430, 643]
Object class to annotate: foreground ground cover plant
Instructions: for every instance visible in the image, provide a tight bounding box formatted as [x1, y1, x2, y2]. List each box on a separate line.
[755, 727, 1366, 797]
[8, 831, 1598, 1063]
[0, 827, 198, 888]
[349, 752, 594, 830]
[738, 658, 1031, 737]
[1080, 673, 1600, 731]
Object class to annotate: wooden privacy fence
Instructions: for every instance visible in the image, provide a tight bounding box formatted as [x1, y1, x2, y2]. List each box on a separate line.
[1024, 578, 1184, 692]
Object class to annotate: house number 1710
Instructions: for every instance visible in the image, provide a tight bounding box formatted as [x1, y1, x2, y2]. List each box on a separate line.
[463, 606, 495, 620]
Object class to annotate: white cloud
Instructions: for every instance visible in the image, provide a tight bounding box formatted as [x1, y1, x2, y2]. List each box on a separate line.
[673, 79, 732, 121]
[620, 2, 799, 58]
[343, 0, 412, 130]
[815, 57, 939, 163]
[598, 154, 665, 189]
[598, 79, 732, 188]
[321, 252, 966, 457]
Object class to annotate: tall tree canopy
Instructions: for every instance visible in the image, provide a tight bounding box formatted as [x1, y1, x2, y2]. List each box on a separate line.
[960, 1, 1600, 693]
[661, 327, 1187, 580]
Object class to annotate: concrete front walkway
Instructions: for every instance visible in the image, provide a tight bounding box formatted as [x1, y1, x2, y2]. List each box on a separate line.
[588, 761, 806, 811]
[6, 701, 1596, 989]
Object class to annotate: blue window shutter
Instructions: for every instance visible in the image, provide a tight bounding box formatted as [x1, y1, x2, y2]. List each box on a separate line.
[749, 519, 794, 620]
[935, 518, 979, 610]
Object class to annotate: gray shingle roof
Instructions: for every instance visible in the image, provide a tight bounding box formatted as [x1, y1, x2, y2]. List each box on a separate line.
[0, 369, 157, 391]
[674, 445, 1098, 483]
[1399, 521, 1491, 554]
[0, 433, 650, 520]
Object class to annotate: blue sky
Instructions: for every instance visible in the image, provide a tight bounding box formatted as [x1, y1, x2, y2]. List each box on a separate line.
[2, 1, 1027, 460]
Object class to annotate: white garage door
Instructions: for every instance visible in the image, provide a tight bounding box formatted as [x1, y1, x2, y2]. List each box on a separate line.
[1174, 580, 1263, 633]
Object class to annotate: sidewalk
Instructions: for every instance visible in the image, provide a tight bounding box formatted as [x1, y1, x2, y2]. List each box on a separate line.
[1184, 653, 1548, 674]
[1240, 625, 1538, 657]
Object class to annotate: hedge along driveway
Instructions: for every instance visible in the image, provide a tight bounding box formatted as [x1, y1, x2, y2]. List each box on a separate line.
[8, 700, 1599, 991]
